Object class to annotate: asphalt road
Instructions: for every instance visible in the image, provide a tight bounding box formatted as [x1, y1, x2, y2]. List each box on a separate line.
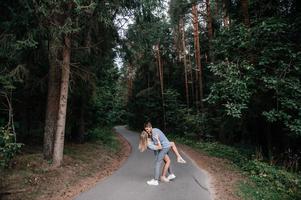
[74, 126, 212, 200]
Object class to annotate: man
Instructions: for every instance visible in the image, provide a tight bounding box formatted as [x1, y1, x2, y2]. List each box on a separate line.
[144, 122, 176, 186]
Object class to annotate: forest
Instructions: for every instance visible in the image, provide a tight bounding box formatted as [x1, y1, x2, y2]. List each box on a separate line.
[1, 0, 301, 199]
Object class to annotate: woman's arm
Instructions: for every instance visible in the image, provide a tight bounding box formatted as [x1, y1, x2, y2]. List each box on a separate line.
[147, 136, 162, 151]
[147, 140, 160, 151]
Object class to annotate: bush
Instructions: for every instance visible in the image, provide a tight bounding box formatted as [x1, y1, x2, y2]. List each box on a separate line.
[0, 127, 23, 168]
[173, 136, 301, 200]
[240, 160, 301, 199]
[164, 89, 213, 140]
[86, 127, 119, 151]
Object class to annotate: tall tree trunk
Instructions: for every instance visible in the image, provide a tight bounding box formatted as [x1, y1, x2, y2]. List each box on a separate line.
[174, 26, 182, 62]
[192, 3, 204, 110]
[206, 0, 213, 41]
[84, 18, 93, 54]
[266, 124, 273, 163]
[180, 17, 189, 107]
[156, 44, 164, 99]
[215, 0, 219, 17]
[241, 0, 250, 27]
[43, 36, 61, 160]
[187, 49, 195, 106]
[206, 0, 213, 61]
[3, 91, 16, 141]
[78, 97, 85, 143]
[52, 36, 71, 167]
[127, 63, 133, 102]
[156, 44, 167, 130]
[222, 0, 230, 27]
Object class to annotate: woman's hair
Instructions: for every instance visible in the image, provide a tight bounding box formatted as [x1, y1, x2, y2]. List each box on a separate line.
[138, 131, 148, 152]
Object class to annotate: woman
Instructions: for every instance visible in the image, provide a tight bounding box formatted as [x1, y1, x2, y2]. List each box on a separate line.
[139, 131, 186, 184]
[139, 131, 186, 163]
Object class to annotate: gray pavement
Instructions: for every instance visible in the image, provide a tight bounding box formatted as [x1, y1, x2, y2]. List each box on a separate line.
[74, 125, 212, 200]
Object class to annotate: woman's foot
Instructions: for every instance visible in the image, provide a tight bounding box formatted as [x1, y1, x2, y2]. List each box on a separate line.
[147, 179, 159, 186]
[177, 157, 186, 164]
[167, 173, 176, 180]
[160, 176, 170, 182]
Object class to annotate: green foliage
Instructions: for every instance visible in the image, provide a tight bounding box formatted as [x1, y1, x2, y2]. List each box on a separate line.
[90, 83, 127, 126]
[164, 89, 187, 132]
[164, 89, 212, 139]
[208, 18, 301, 137]
[124, 1, 301, 199]
[86, 127, 119, 151]
[0, 127, 23, 168]
[128, 87, 162, 130]
[174, 137, 301, 200]
[206, 61, 255, 118]
[239, 160, 301, 200]
[15, 35, 38, 50]
[169, 0, 192, 25]
[251, 18, 301, 136]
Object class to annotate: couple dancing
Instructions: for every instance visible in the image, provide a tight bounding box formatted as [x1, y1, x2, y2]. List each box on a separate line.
[139, 122, 186, 186]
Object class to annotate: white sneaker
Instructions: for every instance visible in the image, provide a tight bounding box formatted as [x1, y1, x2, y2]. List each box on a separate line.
[167, 174, 176, 180]
[160, 176, 170, 182]
[177, 157, 186, 164]
[147, 179, 159, 186]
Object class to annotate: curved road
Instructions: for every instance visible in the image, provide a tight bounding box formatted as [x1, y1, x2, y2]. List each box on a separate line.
[75, 126, 212, 200]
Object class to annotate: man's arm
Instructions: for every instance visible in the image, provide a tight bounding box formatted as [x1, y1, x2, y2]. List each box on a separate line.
[152, 132, 159, 145]
[155, 135, 162, 149]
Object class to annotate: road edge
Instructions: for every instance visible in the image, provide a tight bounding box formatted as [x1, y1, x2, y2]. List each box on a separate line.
[179, 147, 215, 200]
[178, 144, 244, 200]
[50, 128, 132, 200]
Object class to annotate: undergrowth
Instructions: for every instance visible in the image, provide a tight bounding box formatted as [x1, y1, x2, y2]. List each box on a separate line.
[86, 127, 119, 152]
[172, 136, 301, 200]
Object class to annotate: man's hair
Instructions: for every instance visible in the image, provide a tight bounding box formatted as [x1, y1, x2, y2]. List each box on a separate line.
[144, 122, 152, 128]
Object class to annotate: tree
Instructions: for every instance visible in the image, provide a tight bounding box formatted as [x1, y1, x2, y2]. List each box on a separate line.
[155, 43, 167, 130]
[192, 3, 203, 110]
[36, 0, 97, 165]
[206, 0, 213, 41]
[222, 0, 230, 27]
[43, 35, 61, 159]
[179, 17, 190, 107]
[241, 0, 250, 27]
[52, 35, 71, 167]
[127, 63, 134, 102]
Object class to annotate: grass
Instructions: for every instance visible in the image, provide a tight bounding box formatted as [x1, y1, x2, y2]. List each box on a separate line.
[171, 136, 301, 200]
[0, 126, 122, 200]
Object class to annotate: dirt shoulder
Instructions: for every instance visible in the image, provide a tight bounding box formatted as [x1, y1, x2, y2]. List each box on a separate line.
[179, 144, 245, 200]
[0, 132, 131, 200]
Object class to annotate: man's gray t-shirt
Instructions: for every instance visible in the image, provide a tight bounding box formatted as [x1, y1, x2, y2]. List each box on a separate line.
[151, 128, 170, 149]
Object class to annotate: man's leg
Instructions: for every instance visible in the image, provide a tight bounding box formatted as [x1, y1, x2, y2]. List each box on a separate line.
[154, 147, 170, 180]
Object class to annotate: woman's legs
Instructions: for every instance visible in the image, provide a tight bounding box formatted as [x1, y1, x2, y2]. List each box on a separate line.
[160, 154, 174, 182]
[162, 155, 171, 177]
[170, 142, 181, 158]
[170, 142, 186, 163]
